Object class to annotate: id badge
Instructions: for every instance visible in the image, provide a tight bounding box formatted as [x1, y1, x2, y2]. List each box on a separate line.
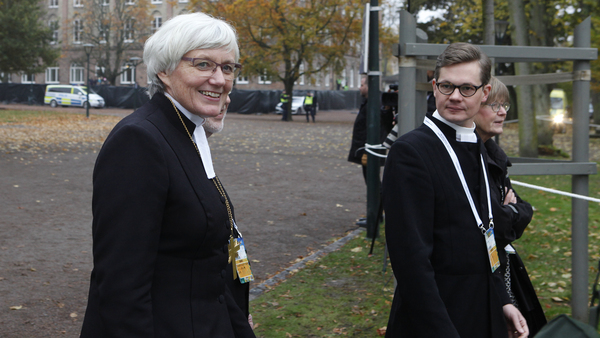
[234, 237, 254, 284]
[485, 228, 500, 273]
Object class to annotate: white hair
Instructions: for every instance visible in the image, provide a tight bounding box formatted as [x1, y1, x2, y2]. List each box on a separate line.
[144, 12, 239, 97]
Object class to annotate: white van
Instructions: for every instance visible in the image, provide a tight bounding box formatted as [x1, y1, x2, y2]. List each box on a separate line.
[44, 85, 105, 108]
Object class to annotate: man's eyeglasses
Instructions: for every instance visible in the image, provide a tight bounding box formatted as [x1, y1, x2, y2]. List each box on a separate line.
[181, 57, 242, 80]
[486, 102, 511, 112]
[436, 82, 483, 98]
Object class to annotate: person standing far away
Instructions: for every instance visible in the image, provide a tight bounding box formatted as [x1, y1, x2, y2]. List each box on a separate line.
[304, 92, 316, 123]
[381, 42, 529, 338]
[280, 90, 290, 121]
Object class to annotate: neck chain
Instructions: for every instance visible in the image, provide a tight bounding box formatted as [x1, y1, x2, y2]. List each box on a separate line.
[168, 98, 235, 242]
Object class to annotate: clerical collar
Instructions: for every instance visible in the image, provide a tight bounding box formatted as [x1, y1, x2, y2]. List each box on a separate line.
[164, 93, 215, 179]
[432, 110, 477, 143]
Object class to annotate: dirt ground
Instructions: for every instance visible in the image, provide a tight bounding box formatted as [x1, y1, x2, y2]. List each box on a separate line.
[1, 103, 598, 337]
[0, 104, 368, 337]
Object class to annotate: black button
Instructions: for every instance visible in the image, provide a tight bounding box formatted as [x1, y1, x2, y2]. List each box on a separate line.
[219, 295, 225, 303]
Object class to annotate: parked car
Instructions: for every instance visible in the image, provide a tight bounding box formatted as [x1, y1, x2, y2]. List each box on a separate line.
[44, 84, 105, 108]
[275, 96, 306, 115]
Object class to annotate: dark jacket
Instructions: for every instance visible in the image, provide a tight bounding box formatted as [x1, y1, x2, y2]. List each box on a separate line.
[348, 99, 394, 165]
[382, 115, 510, 338]
[80, 93, 255, 338]
[484, 138, 546, 335]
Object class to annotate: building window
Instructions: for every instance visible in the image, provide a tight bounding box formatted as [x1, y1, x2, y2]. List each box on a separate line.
[295, 63, 305, 85]
[124, 18, 135, 43]
[49, 0, 58, 8]
[0, 72, 11, 83]
[74, 0, 83, 7]
[349, 67, 354, 88]
[73, 19, 83, 44]
[179, 0, 188, 2]
[22, 74, 36, 84]
[258, 69, 271, 84]
[315, 73, 320, 87]
[46, 68, 60, 83]
[236, 75, 249, 84]
[49, 20, 59, 45]
[121, 64, 135, 84]
[70, 64, 85, 84]
[99, 24, 108, 44]
[324, 71, 330, 89]
[151, 16, 162, 34]
[151, 0, 161, 3]
[102, 0, 109, 5]
[125, 0, 135, 4]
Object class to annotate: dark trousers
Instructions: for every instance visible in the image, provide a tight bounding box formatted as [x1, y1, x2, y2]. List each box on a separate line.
[305, 106, 315, 122]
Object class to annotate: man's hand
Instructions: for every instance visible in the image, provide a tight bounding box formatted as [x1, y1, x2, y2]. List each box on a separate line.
[503, 304, 529, 338]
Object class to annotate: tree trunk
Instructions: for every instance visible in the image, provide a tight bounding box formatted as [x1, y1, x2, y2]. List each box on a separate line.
[482, 0, 495, 46]
[529, 0, 552, 147]
[508, 0, 538, 157]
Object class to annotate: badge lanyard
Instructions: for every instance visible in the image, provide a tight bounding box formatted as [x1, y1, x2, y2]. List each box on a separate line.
[169, 97, 254, 283]
[424, 117, 500, 273]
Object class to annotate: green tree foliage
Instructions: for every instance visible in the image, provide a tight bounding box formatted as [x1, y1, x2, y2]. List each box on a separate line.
[192, 0, 364, 120]
[78, 0, 152, 85]
[0, 0, 60, 77]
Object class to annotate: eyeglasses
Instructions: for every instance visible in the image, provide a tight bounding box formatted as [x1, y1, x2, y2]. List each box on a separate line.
[181, 57, 242, 80]
[486, 102, 511, 112]
[436, 82, 484, 97]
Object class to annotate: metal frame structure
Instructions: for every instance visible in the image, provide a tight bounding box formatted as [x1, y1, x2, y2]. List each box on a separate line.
[394, 10, 598, 322]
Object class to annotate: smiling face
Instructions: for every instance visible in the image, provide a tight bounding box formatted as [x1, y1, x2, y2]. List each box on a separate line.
[432, 61, 490, 127]
[204, 95, 230, 136]
[158, 48, 234, 118]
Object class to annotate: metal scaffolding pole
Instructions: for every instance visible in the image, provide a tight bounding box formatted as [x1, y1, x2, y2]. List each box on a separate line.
[571, 16, 592, 323]
[365, 0, 381, 240]
[397, 10, 416, 137]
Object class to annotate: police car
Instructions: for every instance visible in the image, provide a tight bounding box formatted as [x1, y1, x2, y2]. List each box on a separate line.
[44, 85, 105, 108]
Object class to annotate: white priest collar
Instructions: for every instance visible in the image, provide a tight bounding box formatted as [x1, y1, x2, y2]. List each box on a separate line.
[164, 93, 216, 179]
[432, 110, 477, 143]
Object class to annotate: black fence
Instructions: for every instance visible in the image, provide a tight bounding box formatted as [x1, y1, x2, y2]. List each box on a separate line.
[0, 83, 362, 113]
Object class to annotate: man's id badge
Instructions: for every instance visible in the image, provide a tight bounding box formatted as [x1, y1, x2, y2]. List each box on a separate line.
[485, 228, 500, 273]
[233, 237, 254, 284]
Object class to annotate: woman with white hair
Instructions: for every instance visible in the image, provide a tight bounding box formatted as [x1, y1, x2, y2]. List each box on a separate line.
[80, 12, 256, 337]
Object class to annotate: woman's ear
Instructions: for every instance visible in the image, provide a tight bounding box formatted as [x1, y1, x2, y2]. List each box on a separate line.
[157, 71, 170, 88]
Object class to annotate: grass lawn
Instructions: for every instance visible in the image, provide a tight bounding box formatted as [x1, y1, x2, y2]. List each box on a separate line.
[250, 174, 600, 337]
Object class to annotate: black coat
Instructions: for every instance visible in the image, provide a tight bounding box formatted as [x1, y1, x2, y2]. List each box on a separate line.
[348, 99, 394, 165]
[80, 93, 255, 337]
[382, 116, 510, 338]
[484, 139, 547, 335]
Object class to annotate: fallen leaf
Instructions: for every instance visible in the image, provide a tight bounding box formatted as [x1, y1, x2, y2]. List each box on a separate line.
[10, 305, 23, 310]
[351, 247, 363, 252]
[552, 297, 564, 302]
[294, 234, 307, 238]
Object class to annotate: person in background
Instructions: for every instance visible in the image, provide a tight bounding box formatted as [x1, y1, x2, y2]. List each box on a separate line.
[382, 42, 528, 338]
[475, 76, 546, 336]
[304, 92, 316, 123]
[280, 90, 290, 121]
[80, 12, 255, 337]
[205, 94, 230, 136]
[348, 76, 393, 227]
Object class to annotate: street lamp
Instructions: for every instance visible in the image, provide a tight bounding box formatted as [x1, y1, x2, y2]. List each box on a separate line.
[129, 56, 143, 110]
[83, 43, 95, 118]
[494, 20, 509, 45]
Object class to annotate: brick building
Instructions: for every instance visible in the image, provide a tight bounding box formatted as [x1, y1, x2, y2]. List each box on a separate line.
[4, 0, 361, 92]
